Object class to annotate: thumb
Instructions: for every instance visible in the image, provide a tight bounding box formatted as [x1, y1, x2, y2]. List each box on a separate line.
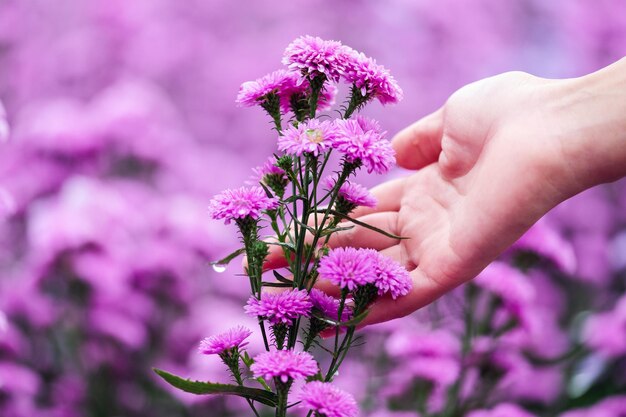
[391, 108, 444, 170]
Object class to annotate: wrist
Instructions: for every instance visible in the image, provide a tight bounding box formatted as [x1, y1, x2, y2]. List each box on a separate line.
[548, 58, 626, 194]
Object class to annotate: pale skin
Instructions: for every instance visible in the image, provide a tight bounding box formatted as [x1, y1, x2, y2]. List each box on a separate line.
[264, 57, 626, 326]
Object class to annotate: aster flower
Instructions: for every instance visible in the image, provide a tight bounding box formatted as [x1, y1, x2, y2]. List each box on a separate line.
[318, 247, 377, 291]
[343, 51, 403, 105]
[299, 381, 358, 417]
[282, 35, 348, 82]
[368, 250, 413, 299]
[279, 76, 338, 115]
[236, 70, 293, 107]
[209, 186, 279, 225]
[198, 326, 253, 355]
[244, 289, 312, 324]
[333, 116, 396, 174]
[251, 350, 318, 383]
[310, 288, 352, 321]
[278, 119, 338, 156]
[252, 156, 289, 197]
[323, 176, 377, 210]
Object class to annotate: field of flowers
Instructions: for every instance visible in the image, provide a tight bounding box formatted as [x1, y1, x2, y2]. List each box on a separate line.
[0, 1, 625, 416]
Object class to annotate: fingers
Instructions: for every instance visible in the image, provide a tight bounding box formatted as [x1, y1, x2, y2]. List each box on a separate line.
[327, 211, 400, 251]
[260, 211, 401, 270]
[350, 177, 405, 218]
[391, 108, 444, 170]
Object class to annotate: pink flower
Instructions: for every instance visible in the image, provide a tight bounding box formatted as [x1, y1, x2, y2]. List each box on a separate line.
[369, 250, 413, 299]
[318, 247, 377, 291]
[244, 289, 312, 325]
[278, 119, 338, 156]
[208, 186, 278, 224]
[250, 350, 318, 383]
[333, 116, 396, 174]
[279, 77, 338, 113]
[299, 381, 358, 417]
[236, 70, 293, 107]
[467, 403, 538, 417]
[310, 288, 352, 321]
[323, 176, 377, 209]
[343, 51, 403, 104]
[282, 35, 348, 82]
[198, 326, 252, 355]
[252, 156, 287, 184]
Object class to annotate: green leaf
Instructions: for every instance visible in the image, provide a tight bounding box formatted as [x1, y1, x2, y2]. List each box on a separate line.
[259, 182, 274, 199]
[314, 309, 370, 327]
[153, 369, 277, 406]
[262, 282, 293, 288]
[209, 248, 246, 268]
[320, 225, 355, 236]
[267, 241, 296, 251]
[322, 209, 408, 240]
[273, 271, 294, 284]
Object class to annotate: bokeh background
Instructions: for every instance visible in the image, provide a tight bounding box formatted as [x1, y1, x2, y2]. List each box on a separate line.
[0, 1, 625, 416]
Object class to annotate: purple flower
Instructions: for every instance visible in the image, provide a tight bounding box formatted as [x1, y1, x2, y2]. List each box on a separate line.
[0, 101, 9, 142]
[278, 119, 338, 156]
[369, 250, 413, 299]
[318, 247, 377, 291]
[208, 186, 278, 224]
[582, 295, 626, 357]
[282, 35, 348, 82]
[559, 396, 626, 417]
[198, 326, 252, 355]
[467, 403, 538, 417]
[244, 289, 312, 324]
[299, 381, 358, 417]
[250, 350, 318, 383]
[333, 116, 396, 174]
[279, 76, 338, 113]
[343, 51, 403, 104]
[310, 288, 352, 321]
[236, 70, 293, 107]
[252, 156, 287, 183]
[323, 176, 377, 208]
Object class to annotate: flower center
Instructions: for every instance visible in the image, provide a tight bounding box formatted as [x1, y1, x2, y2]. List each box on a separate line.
[305, 129, 324, 144]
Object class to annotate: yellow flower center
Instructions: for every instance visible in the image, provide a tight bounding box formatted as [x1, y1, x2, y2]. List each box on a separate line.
[305, 129, 324, 144]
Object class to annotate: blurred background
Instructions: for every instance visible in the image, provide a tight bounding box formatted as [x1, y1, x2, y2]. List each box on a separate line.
[0, 1, 625, 416]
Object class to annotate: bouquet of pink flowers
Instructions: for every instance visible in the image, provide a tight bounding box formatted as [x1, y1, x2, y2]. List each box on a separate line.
[155, 35, 410, 417]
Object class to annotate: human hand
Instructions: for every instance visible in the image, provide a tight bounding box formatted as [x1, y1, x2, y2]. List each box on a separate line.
[264, 63, 626, 326]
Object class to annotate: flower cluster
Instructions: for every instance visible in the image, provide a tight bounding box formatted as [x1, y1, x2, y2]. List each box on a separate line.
[161, 36, 410, 417]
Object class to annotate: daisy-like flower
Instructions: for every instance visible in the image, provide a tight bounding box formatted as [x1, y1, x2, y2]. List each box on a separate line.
[251, 350, 318, 383]
[236, 70, 293, 107]
[282, 35, 348, 82]
[198, 326, 253, 355]
[279, 76, 338, 114]
[209, 186, 279, 224]
[333, 116, 396, 174]
[310, 288, 352, 321]
[318, 247, 377, 291]
[244, 289, 312, 325]
[343, 51, 403, 105]
[278, 119, 338, 156]
[368, 250, 413, 299]
[323, 176, 377, 209]
[252, 156, 287, 183]
[299, 381, 358, 417]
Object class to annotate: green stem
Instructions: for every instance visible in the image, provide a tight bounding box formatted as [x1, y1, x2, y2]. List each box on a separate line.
[442, 284, 477, 417]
